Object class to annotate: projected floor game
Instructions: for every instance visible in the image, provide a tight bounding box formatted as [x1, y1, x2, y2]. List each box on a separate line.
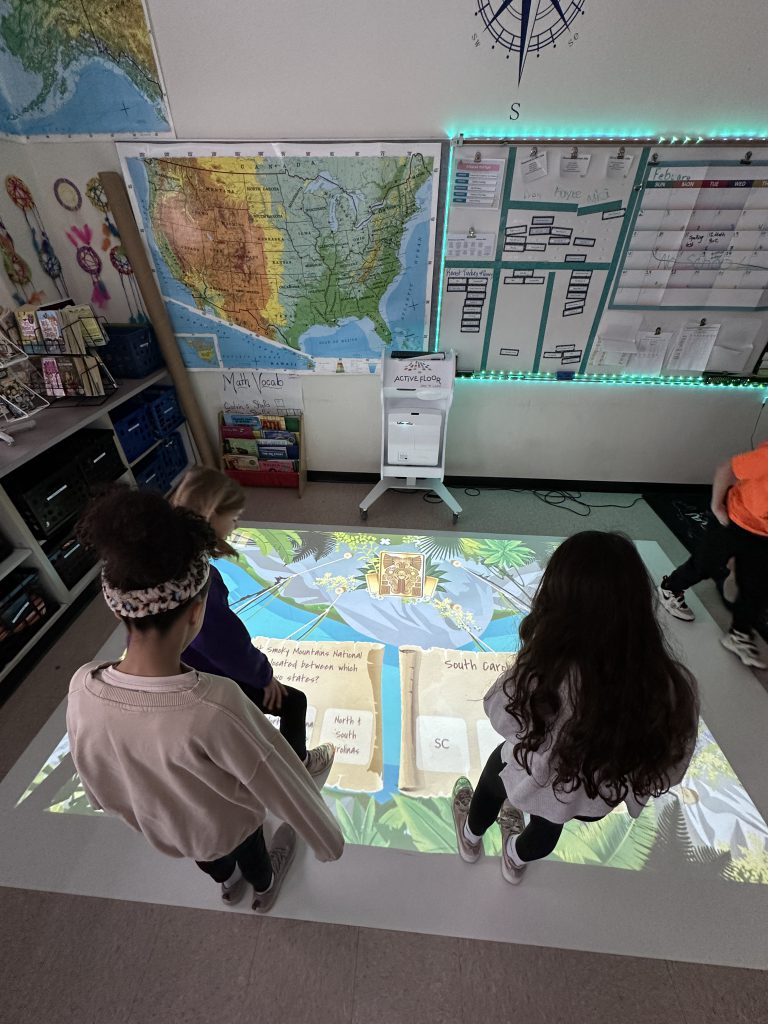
[15, 528, 768, 884]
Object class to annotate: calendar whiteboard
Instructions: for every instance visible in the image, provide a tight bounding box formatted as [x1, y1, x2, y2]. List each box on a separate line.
[437, 144, 768, 378]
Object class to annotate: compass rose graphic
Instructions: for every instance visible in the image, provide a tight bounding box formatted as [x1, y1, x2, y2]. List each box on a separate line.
[475, 1, 585, 83]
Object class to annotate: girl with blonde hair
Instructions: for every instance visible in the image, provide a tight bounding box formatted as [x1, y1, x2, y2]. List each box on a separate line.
[171, 466, 334, 779]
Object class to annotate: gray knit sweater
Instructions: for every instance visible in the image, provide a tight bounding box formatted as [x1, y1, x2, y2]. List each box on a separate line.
[67, 662, 344, 862]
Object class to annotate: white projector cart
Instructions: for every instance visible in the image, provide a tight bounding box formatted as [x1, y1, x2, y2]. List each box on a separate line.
[359, 351, 462, 523]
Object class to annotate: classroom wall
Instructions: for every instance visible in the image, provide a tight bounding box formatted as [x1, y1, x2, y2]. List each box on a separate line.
[145, 0, 766, 140]
[2, 2, 768, 483]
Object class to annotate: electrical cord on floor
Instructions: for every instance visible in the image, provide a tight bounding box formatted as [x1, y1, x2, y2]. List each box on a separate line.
[422, 485, 644, 517]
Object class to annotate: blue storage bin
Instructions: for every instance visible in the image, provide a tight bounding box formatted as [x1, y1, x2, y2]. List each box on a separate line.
[134, 451, 166, 492]
[145, 385, 184, 438]
[113, 402, 155, 463]
[158, 430, 187, 486]
[102, 324, 163, 379]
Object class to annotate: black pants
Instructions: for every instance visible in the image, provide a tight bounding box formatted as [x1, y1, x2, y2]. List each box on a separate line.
[242, 682, 308, 761]
[196, 827, 272, 891]
[664, 521, 768, 634]
[467, 745, 602, 863]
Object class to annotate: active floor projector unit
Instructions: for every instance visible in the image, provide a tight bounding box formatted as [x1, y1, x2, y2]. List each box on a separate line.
[386, 410, 442, 466]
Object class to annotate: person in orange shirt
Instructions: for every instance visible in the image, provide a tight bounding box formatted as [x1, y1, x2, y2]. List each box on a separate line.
[658, 442, 768, 668]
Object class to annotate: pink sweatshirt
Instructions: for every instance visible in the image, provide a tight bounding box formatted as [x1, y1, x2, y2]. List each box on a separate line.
[67, 661, 344, 863]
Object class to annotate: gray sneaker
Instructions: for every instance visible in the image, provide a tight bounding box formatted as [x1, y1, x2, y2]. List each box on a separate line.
[252, 824, 296, 913]
[305, 742, 335, 781]
[220, 873, 247, 905]
[498, 801, 526, 885]
[451, 776, 481, 863]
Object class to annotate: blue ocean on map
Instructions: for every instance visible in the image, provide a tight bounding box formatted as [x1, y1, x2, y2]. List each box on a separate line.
[0, 59, 169, 135]
[380, 178, 432, 348]
[298, 318, 383, 360]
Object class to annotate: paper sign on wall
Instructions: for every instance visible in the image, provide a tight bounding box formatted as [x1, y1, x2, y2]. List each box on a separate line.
[520, 151, 548, 182]
[447, 232, 497, 260]
[606, 155, 635, 179]
[220, 370, 304, 413]
[560, 153, 591, 178]
[664, 323, 722, 373]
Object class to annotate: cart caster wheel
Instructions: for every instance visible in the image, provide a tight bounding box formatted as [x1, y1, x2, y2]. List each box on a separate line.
[452, 513, 460, 524]
[360, 509, 368, 521]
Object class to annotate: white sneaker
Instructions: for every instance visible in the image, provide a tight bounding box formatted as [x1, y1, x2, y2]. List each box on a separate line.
[305, 742, 335, 780]
[721, 630, 767, 669]
[658, 579, 695, 622]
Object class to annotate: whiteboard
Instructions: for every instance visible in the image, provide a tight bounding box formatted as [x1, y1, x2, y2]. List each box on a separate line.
[437, 143, 768, 377]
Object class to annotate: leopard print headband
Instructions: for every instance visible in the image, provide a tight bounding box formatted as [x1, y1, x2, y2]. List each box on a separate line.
[101, 556, 210, 618]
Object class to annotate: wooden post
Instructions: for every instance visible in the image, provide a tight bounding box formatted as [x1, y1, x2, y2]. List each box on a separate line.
[99, 171, 216, 467]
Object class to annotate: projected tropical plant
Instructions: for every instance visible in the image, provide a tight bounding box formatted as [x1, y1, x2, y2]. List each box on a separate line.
[723, 838, 768, 884]
[414, 534, 483, 563]
[550, 811, 657, 869]
[474, 538, 536, 572]
[292, 531, 335, 563]
[234, 527, 302, 564]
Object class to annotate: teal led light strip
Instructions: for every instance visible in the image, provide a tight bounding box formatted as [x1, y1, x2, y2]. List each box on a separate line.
[432, 144, 454, 352]
[465, 371, 768, 389]
[449, 131, 768, 145]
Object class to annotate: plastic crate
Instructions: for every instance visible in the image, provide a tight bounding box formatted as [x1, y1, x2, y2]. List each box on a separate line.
[158, 430, 187, 486]
[48, 533, 98, 590]
[76, 429, 126, 487]
[134, 450, 166, 492]
[145, 385, 184, 437]
[112, 401, 155, 463]
[102, 324, 163, 379]
[7, 463, 90, 539]
[0, 569, 53, 661]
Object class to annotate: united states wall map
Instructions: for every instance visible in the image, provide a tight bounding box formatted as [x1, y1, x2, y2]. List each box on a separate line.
[119, 143, 441, 372]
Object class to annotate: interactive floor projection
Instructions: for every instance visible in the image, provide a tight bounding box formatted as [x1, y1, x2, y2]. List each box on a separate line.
[14, 527, 768, 884]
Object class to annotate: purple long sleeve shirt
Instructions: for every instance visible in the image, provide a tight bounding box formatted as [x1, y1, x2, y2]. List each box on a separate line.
[183, 565, 273, 693]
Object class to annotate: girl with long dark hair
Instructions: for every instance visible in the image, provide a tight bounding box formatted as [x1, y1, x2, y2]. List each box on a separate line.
[451, 531, 700, 883]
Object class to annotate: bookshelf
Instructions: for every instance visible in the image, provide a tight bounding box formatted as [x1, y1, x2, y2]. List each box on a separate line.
[0, 368, 184, 691]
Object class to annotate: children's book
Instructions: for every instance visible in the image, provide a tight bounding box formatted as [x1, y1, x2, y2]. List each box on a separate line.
[76, 355, 105, 396]
[61, 305, 105, 348]
[0, 330, 25, 368]
[15, 306, 40, 350]
[35, 309, 67, 352]
[40, 356, 65, 397]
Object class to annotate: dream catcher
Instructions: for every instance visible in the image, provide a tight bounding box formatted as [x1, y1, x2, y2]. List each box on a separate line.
[109, 244, 147, 323]
[0, 217, 36, 304]
[85, 175, 146, 322]
[66, 224, 110, 309]
[5, 175, 68, 298]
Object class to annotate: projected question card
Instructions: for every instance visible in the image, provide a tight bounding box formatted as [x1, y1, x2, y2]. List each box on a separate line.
[398, 646, 515, 797]
[251, 637, 384, 792]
